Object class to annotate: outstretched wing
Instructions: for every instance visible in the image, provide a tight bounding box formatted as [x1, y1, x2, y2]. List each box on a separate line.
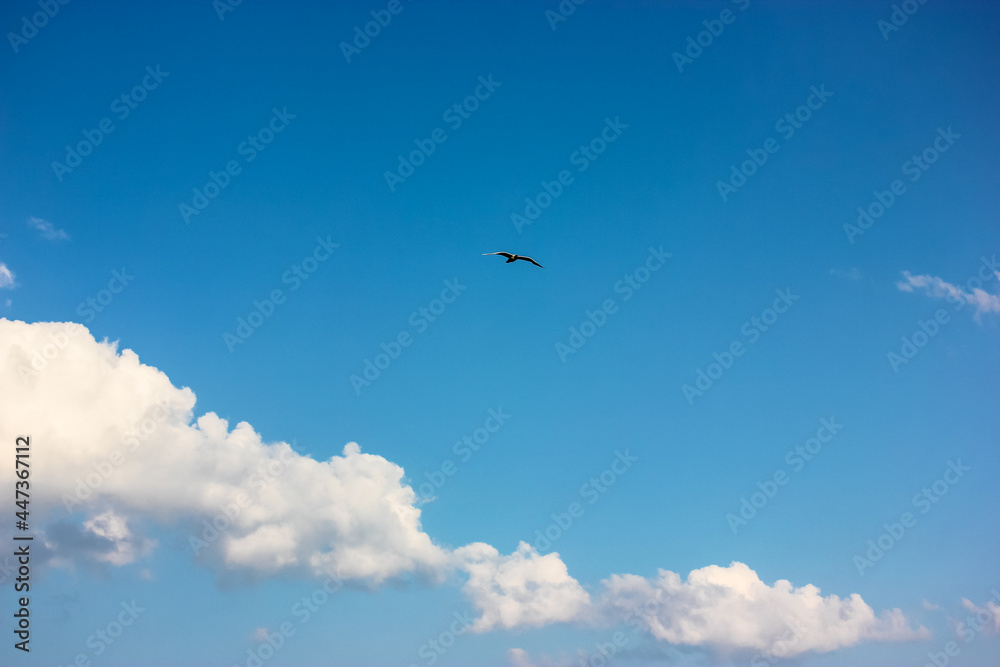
[518, 255, 544, 268]
[482, 252, 514, 259]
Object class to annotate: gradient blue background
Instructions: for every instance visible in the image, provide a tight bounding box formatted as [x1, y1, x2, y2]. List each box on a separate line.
[1, 0, 998, 665]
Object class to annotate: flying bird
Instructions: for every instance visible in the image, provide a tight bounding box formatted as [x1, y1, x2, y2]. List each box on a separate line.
[482, 252, 544, 268]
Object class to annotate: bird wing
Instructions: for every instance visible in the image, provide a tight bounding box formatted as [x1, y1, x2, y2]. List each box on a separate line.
[518, 256, 544, 268]
[482, 252, 514, 259]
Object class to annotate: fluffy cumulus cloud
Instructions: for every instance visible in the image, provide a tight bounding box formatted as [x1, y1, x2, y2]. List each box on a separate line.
[0, 319, 929, 659]
[897, 268, 1000, 319]
[0, 319, 447, 584]
[593, 562, 927, 657]
[454, 541, 591, 632]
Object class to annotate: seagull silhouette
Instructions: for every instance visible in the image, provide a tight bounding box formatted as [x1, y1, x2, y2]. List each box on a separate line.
[482, 252, 544, 268]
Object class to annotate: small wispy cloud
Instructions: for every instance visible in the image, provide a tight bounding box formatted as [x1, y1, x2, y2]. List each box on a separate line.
[923, 599, 942, 611]
[951, 594, 1000, 640]
[959, 597, 1000, 632]
[508, 648, 532, 667]
[0, 263, 14, 289]
[897, 270, 1000, 319]
[830, 267, 862, 281]
[28, 216, 70, 241]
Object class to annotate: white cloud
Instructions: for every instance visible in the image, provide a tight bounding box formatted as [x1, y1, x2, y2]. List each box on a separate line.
[830, 267, 862, 281]
[593, 562, 927, 657]
[28, 216, 70, 241]
[454, 541, 591, 632]
[958, 596, 1000, 634]
[81, 511, 156, 566]
[0, 264, 13, 289]
[897, 270, 1000, 319]
[0, 320, 930, 659]
[0, 319, 447, 585]
[923, 599, 942, 611]
[507, 648, 534, 667]
[40, 510, 154, 571]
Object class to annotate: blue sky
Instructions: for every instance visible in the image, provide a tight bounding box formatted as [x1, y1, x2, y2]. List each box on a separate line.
[1, 1, 999, 666]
